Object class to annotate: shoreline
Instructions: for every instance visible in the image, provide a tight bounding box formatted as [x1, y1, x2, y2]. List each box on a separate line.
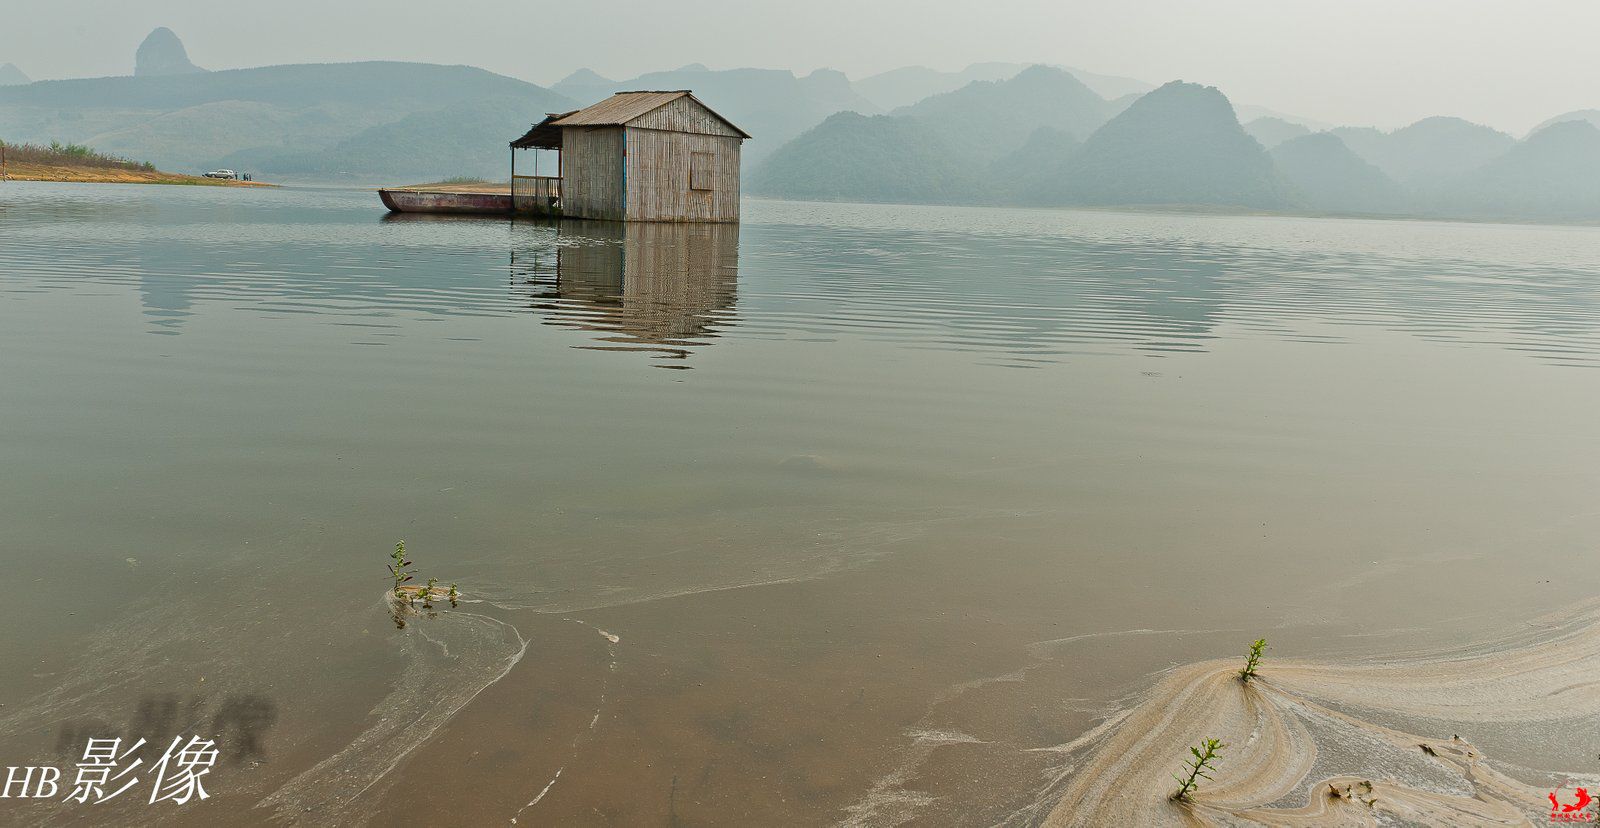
[1, 162, 274, 187]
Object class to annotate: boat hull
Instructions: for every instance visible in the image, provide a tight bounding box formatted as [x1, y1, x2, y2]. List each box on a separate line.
[378, 189, 512, 215]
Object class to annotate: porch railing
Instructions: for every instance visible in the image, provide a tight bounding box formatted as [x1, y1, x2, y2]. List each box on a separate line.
[512, 175, 562, 213]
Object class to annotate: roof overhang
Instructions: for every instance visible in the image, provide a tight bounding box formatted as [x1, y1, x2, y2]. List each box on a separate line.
[510, 112, 575, 150]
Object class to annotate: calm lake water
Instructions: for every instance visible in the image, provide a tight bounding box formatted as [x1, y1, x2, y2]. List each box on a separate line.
[3, 182, 1600, 825]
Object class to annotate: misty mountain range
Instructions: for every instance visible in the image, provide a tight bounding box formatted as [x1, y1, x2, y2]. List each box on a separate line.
[752, 66, 1600, 223]
[4, 27, 1600, 222]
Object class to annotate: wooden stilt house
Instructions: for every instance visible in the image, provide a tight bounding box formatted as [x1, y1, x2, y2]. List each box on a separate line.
[510, 91, 750, 223]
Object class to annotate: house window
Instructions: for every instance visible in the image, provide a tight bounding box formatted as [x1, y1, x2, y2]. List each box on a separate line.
[690, 151, 714, 191]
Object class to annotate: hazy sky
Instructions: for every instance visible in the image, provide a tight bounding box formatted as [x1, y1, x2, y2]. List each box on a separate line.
[6, 0, 1599, 134]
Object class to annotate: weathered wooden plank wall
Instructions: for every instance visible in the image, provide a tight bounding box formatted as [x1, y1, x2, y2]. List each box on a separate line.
[624, 129, 742, 222]
[561, 127, 626, 221]
[628, 97, 746, 138]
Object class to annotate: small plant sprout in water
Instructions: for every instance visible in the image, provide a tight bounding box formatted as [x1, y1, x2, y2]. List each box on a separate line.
[384, 541, 461, 620]
[388, 541, 415, 596]
[1240, 638, 1268, 682]
[1172, 738, 1225, 801]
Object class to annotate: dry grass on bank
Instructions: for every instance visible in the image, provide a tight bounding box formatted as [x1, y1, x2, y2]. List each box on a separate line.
[1, 140, 271, 186]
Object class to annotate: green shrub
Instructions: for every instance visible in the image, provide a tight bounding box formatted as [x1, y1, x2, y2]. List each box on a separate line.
[1, 138, 155, 170]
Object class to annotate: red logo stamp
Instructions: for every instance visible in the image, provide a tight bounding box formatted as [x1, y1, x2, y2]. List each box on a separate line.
[1551, 788, 1595, 822]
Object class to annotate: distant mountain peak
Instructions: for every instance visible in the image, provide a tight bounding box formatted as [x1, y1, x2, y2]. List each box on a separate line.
[557, 68, 612, 86]
[799, 68, 856, 96]
[1531, 109, 1600, 138]
[1334, 115, 1515, 186]
[1393, 115, 1509, 140]
[136, 27, 205, 77]
[1523, 118, 1600, 147]
[1058, 80, 1290, 208]
[676, 63, 710, 73]
[853, 63, 1030, 111]
[901, 63, 1099, 111]
[1406, 114, 1488, 129]
[1013, 63, 1067, 80]
[1440, 115, 1600, 220]
[1143, 80, 1233, 110]
[0, 62, 29, 86]
[892, 61, 1111, 164]
[1105, 80, 1251, 134]
[1271, 132, 1406, 214]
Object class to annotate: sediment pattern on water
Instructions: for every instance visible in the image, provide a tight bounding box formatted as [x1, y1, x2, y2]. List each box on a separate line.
[1038, 605, 1600, 826]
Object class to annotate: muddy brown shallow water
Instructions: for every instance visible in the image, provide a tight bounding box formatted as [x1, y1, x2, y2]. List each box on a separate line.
[2, 184, 1600, 825]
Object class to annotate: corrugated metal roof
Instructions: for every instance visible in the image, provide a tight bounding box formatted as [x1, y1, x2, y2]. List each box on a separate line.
[552, 91, 693, 127]
[551, 91, 752, 138]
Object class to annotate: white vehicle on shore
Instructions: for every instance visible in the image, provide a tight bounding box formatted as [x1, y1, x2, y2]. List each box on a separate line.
[203, 169, 238, 179]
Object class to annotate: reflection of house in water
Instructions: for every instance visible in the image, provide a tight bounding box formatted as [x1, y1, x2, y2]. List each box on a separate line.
[512, 221, 739, 367]
[139, 271, 194, 335]
[137, 241, 201, 335]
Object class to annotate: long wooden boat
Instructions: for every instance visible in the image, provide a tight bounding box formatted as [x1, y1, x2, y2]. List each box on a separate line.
[378, 188, 512, 215]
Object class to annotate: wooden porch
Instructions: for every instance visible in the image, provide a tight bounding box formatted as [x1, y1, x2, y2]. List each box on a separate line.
[511, 174, 562, 216]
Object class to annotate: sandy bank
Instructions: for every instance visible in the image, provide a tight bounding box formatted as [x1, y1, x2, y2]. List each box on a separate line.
[1, 162, 274, 186]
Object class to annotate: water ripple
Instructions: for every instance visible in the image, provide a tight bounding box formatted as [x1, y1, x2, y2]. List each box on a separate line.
[4, 184, 1600, 369]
